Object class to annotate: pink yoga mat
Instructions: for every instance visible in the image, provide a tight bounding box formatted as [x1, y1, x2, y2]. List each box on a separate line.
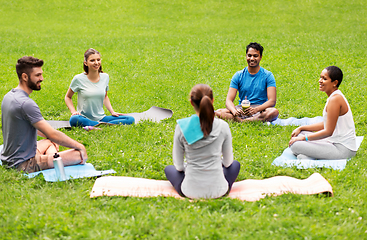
[90, 173, 333, 201]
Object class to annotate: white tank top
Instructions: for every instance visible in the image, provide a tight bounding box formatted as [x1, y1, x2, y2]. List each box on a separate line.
[323, 90, 357, 151]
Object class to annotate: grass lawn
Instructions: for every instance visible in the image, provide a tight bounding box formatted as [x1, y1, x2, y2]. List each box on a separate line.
[0, 0, 366, 239]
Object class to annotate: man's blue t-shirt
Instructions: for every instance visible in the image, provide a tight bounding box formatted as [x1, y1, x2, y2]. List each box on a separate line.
[229, 67, 276, 105]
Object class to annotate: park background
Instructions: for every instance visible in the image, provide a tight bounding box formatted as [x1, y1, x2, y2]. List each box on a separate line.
[0, 0, 366, 239]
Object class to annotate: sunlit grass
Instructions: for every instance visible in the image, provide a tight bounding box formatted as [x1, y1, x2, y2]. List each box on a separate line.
[0, 0, 366, 239]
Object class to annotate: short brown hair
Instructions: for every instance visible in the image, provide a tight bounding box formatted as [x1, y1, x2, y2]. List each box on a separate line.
[16, 56, 44, 80]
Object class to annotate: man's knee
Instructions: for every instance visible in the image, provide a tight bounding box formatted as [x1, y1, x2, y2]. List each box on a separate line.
[51, 141, 59, 152]
[39, 139, 52, 144]
[271, 108, 279, 120]
[264, 108, 279, 122]
[37, 139, 57, 154]
[215, 108, 233, 119]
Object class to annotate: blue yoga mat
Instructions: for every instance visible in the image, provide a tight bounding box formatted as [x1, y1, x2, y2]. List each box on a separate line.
[272, 136, 364, 170]
[0, 146, 116, 181]
[271, 116, 324, 126]
[25, 163, 116, 182]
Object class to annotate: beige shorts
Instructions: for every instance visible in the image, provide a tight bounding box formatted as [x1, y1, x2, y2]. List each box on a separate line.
[15, 150, 49, 173]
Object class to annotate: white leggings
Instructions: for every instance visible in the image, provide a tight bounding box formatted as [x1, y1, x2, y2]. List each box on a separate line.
[290, 131, 356, 160]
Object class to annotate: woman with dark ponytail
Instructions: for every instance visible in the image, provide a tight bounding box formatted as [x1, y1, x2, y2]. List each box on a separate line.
[165, 84, 240, 199]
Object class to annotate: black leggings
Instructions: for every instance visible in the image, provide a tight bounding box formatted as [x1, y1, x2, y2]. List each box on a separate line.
[164, 160, 241, 197]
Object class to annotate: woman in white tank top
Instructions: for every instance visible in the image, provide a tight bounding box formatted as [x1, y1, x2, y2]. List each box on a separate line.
[289, 66, 357, 160]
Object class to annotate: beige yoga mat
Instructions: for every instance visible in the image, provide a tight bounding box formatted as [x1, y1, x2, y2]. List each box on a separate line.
[47, 106, 173, 129]
[90, 173, 333, 201]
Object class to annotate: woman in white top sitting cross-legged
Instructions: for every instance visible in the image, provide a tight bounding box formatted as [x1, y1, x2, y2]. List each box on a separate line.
[289, 66, 357, 159]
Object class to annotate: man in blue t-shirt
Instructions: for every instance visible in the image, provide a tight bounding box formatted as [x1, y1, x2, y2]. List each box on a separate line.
[215, 42, 279, 122]
[0, 56, 88, 173]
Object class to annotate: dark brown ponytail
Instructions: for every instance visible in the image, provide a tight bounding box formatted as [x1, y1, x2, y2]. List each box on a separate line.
[190, 84, 214, 137]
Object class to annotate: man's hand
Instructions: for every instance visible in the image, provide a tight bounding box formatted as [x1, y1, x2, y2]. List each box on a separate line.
[34, 120, 88, 160]
[243, 106, 259, 116]
[78, 145, 88, 164]
[232, 108, 244, 117]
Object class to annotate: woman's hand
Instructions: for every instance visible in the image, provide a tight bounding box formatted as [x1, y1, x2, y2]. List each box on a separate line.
[71, 112, 81, 116]
[289, 136, 304, 147]
[291, 127, 302, 137]
[111, 111, 125, 117]
[289, 127, 303, 146]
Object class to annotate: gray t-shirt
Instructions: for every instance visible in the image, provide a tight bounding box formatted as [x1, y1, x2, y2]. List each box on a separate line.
[70, 72, 109, 121]
[0, 89, 44, 167]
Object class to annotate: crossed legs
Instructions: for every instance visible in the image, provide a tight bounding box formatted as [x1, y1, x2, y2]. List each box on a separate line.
[165, 160, 241, 197]
[290, 131, 356, 160]
[215, 107, 279, 122]
[36, 139, 84, 170]
[69, 115, 135, 127]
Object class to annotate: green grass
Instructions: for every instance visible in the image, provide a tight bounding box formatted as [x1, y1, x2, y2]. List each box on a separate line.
[1, 0, 367, 239]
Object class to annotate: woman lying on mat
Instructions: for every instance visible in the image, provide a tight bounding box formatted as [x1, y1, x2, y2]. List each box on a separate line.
[165, 84, 241, 199]
[65, 48, 135, 127]
[289, 66, 357, 159]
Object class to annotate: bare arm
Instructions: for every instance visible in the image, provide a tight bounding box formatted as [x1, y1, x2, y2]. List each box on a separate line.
[65, 88, 79, 115]
[260, 86, 277, 111]
[289, 95, 342, 146]
[245, 87, 277, 115]
[37, 130, 47, 138]
[309, 96, 340, 139]
[34, 120, 88, 163]
[225, 88, 243, 116]
[103, 92, 122, 116]
[103, 92, 114, 114]
[291, 122, 324, 138]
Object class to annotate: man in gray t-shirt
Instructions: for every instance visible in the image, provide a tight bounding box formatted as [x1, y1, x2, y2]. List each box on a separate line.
[0, 56, 88, 173]
[1, 89, 44, 167]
